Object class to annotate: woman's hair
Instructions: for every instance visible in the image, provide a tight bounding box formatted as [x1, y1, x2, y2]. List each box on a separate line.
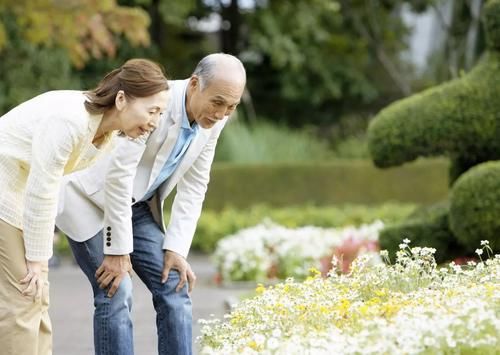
[84, 58, 169, 114]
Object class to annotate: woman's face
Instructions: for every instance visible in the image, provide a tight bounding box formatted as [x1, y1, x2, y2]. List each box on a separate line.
[117, 90, 170, 138]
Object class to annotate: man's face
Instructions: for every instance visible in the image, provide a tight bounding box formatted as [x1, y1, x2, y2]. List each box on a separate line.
[186, 75, 244, 129]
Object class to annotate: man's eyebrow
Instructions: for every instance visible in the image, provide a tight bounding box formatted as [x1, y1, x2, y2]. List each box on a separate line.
[212, 95, 228, 102]
[212, 96, 240, 105]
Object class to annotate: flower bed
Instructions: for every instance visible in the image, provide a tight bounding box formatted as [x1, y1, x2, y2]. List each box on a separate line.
[200, 242, 499, 354]
[212, 220, 384, 283]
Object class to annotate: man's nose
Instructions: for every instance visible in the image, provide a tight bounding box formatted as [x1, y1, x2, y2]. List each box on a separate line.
[214, 110, 225, 120]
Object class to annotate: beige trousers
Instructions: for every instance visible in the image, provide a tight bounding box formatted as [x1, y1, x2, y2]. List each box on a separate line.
[0, 219, 52, 355]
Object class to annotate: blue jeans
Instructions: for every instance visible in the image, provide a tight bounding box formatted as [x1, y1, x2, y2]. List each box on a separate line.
[68, 202, 192, 355]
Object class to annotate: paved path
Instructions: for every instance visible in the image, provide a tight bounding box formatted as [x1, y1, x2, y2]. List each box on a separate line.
[49, 253, 251, 355]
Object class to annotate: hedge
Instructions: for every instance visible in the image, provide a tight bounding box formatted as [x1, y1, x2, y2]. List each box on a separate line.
[179, 159, 449, 211]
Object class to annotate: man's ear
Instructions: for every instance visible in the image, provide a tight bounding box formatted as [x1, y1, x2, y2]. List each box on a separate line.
[189, 75, 200, 90]
[115, 90, 127, 111]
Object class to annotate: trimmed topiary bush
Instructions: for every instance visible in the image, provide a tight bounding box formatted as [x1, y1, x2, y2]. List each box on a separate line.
[368, 0, 500, 257]
[368, 51, 500, 170]
[450, 161, 500, 251]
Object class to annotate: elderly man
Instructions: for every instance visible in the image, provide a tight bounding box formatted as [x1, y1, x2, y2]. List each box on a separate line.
[56, 53, 246, 355]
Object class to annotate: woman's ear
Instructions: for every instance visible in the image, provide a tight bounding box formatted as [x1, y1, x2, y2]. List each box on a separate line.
[115, 90, 127, 111]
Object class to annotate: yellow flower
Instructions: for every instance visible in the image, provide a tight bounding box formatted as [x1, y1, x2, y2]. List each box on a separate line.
[359, 305, 369, 316]
[255, 283, 266, 294]
[374, 288, 388, 297]
[309, 267, 321, 277]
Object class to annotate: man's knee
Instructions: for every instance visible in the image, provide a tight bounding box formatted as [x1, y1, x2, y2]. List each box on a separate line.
[95, 275, 133, 311]
[154, 276, 192, 313]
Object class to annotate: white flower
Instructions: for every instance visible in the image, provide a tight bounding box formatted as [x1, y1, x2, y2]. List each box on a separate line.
[403, 238, 411, 244]
[200, 246, 500, 355]
[480, 240, 489, 246]
[475, 249, 483, 256]
[272, 329, 282, 338]
[267, 337, 280, 350]
[253, 333, 265, 345]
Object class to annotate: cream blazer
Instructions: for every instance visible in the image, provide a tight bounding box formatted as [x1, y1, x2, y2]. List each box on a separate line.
[0, 90, 113, 261]
[56, 80, 227, 258]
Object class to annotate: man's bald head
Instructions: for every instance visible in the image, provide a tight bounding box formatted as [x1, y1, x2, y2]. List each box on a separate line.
[192, 53, 246, 91]
[185, 53, 246, 128]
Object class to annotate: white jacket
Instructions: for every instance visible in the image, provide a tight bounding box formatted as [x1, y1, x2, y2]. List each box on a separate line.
[56, 80, 227, 258]
[0, 91, 113, 261]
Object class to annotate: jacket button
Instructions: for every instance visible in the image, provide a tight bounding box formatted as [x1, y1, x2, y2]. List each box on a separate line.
[106, 237, 111, 242]
[107, 226, 111, 231]
[106, 232, 111, 236]
[106, 242, 111, 247]
[132, 197, 136, 203]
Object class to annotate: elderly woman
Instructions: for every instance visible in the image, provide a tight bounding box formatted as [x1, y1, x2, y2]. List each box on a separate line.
[0, 58, 169, 354]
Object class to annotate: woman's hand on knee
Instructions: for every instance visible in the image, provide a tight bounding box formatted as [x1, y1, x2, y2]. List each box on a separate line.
[20, 259, 44, 300]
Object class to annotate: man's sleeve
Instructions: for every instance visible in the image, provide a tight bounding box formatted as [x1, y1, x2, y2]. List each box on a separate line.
[163, 126, 224, 257]
[102, 134, 149, 255]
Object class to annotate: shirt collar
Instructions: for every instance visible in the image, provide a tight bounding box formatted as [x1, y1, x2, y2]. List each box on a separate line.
[182, 85, 197, 130]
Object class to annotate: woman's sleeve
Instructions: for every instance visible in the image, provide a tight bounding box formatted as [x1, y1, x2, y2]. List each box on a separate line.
[23, 117, 81, 261]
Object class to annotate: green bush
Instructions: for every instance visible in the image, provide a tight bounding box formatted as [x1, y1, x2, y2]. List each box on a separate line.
[197, 159, 449, 210]
[379, 203, 467, 263]
[367, 51, 500, 169]
[450, 161, 500, 251]
[166, 203, 416, 253]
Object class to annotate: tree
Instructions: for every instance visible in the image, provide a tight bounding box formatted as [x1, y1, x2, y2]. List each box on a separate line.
[0, 0, 152, 113]
[237, 0, 430, 127]
[0, 0, 150, 68]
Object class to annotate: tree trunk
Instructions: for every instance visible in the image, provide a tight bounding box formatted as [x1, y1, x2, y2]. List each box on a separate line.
[219, 0, 241, 54]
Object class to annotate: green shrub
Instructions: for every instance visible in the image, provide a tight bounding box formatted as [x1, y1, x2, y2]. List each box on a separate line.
[197, 159, 449, 210]
[450, 161, 500, 251]
[165, 203, 416, 253]
[379, 203, 467, 263]
[367, 51, 500, 169]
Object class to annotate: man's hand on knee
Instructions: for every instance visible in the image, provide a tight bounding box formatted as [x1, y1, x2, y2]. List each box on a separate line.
[95, 254, 132, 297]
[162, 250, 196, 293]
